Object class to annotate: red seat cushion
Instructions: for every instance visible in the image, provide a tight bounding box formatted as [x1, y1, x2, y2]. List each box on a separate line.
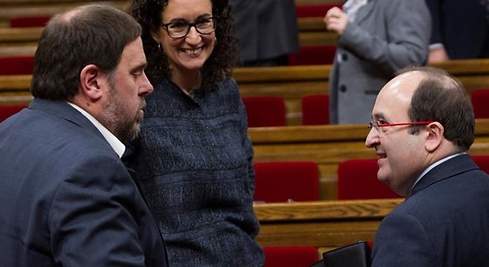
[242, 96, 286, 127]
[288, 45, 336, 65]
[0, 56, 35, 75]
[254, 161, 320, 202]
[296, 3, 343, 17]
[0, 104, 26, 122]
[302, 94, 329, 125]
[337, 159, 400, 200]
[9, 16, 50, 28]
[471, 89, 489, 119]
[472, 155, 489, 174]
[264, 246, 319, 267]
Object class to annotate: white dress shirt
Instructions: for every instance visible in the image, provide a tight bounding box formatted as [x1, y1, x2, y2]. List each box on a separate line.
[68, 102, 125, 158]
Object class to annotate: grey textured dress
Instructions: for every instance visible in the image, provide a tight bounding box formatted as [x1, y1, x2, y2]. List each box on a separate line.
[129, 78, 264, 266]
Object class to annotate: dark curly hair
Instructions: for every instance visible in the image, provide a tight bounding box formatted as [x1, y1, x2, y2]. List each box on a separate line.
[129, 0, 239, 90]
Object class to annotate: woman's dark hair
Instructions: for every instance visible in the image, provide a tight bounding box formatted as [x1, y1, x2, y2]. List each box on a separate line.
[31, 4, 141, 100]
[130, 0, 239, 89]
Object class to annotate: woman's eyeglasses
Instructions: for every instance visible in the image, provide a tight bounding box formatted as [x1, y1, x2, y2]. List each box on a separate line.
[161, 17, 216, 39]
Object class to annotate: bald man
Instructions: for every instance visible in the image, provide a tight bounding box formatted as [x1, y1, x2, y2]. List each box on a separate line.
[366, 67, 489, 266]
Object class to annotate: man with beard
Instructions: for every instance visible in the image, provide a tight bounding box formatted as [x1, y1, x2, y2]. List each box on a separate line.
[0, 4, 168, 267]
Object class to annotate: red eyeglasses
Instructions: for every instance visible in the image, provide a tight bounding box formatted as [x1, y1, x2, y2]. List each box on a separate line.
[368, 120, 433, 130]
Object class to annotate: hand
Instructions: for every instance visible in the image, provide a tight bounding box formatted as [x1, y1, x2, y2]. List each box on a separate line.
[323, 7, 349, 35]
[428, 46, 449, 63]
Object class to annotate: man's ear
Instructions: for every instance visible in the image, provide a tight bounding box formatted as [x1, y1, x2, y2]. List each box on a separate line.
[425, 122, 444, 152]
[79, 64, 105, 101]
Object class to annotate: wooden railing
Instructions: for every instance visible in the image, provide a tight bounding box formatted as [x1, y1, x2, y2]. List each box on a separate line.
[0, 0, 128, 22]
[2, 59, 489, 123]
[254, 198, 402, 249]
[0, 20, 334, 57]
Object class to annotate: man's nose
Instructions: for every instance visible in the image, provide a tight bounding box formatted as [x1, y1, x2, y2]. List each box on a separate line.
[140, 72, 154, 95]
[365, 127, 379, 148]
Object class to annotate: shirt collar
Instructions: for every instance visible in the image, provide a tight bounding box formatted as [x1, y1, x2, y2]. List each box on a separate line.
[343, 0, 369, 22]
[411, 152, 467, 190]
[67, 102, 126, 158]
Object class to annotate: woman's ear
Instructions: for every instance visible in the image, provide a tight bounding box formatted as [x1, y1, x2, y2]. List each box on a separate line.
[79, 64, 104, 101]
[151, 29, 161, 44]
[425, 122, 444, 152]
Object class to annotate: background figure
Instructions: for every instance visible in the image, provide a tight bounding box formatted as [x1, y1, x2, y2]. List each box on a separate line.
[129, 0, 264, 266]
[0, 4, 167, 266]
[324, 0, 431, 124]
[229, 0, 299, 66]
[426, 0, 489, 63]
[366, 67, 489, 266]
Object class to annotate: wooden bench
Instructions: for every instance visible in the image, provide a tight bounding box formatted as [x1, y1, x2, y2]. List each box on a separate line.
[237, 59, 489, 124]
[2, 59, 489, 122]
[249, 119, 489, 199]
[0, 20, 335, 56]
[255, 198, 402, 250]
[0, 0, 128, 26]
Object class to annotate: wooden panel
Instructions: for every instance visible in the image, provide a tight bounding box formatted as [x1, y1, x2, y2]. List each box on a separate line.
[255, 199, 402, 247]
[300, 31, 337, 46]
[0, 23, 336, 47]
[2, 59, 489, 125]
[0, 44, 37, 56]
[0, 1, 128, 19]
[298, 17, 326, 32]
[0, 27, 42, 43]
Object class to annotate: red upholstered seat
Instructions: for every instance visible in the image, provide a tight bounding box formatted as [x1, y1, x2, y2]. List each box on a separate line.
[0, 56, 35, 75]
[337, 159, 399, 200]
[9, 16, 50, 27]
[254, 161, 320, 203]
[242, 96, 286, 127]
[472, 155, 489, 174]
[301, 94, 329, 125]
[296, 3, 343, 17]
[264, 246, 319, 267]
[288, 45, 336, 65]
[471, 89, 489, 119]
[0, 104, 26, 122]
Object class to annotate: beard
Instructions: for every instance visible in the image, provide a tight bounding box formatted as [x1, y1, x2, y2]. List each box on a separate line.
[100, 81, 145, 144]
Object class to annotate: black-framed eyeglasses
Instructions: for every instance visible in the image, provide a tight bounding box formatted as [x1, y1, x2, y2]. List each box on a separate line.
[368, 120, 433, 131]
[161, 17, 216, 39]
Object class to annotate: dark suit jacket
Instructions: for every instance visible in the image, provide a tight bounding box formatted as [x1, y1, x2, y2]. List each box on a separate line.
[229, 0, 299, 64]
[0, 99, 167, 266]
[372, 154, 489, 267]
[426, 0, 489, 59]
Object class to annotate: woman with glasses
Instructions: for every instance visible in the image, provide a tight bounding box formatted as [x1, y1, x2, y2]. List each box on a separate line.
[128, 0, 264, 266]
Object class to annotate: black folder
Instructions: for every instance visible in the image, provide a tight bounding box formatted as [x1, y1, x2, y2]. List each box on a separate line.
[310, 241, 371, 267]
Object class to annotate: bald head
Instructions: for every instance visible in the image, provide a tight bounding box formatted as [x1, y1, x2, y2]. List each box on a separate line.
[378, 66, 475, 150]
[366, 67, 475, 196]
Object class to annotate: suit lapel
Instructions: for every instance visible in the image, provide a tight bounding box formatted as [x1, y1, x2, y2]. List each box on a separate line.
[410, 154, 479, 196]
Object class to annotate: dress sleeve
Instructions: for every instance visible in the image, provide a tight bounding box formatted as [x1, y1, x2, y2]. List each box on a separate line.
[233, 78, 256, 195]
